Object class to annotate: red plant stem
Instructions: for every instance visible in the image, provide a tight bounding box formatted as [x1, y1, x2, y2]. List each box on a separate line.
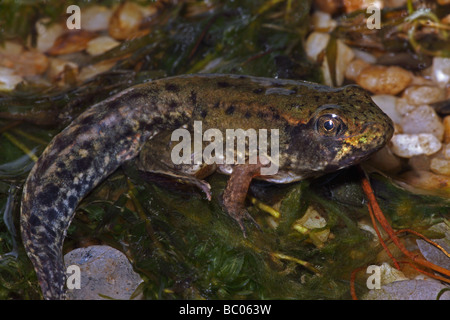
[359, 168, 450, 280]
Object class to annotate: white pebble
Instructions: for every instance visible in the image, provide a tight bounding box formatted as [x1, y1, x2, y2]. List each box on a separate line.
[0, 67, 22, 91]
[35, 19, 64, 53]
[371, 95, 402, 124]
[400, 105, 444, 141]
[335, 39, 354, 86]
[311, 11, 337, 30]
[345, 59, 370, 81]
[391, 133, 442, 158]
[86, 36, 120, 56]
[352, 48, 377, 64]
[431, 57, 450, 88]
[81, 5, 113, 31]
[403, 85, 445, 106]
[305, 32, 330, 62]
[395, 98, 417, 116]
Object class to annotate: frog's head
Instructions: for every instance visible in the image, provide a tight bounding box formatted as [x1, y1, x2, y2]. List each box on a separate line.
[284, 85, 394, 178]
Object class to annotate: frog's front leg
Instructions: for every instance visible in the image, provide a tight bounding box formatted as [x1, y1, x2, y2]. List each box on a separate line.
[222, 163, 264, 235]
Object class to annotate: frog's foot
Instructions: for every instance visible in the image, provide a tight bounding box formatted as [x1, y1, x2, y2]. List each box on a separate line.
[222, 163, 264, 236]
[139, 169, 212, 200]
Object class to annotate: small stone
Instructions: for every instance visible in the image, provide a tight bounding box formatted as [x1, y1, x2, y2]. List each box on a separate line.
[0, 50, 49, 76]
[431, 57, 450, 88]
[81, 5, 113, 31]
[35, 19, 65, 53]
[400, 105, 444, 141]
[48, 58, 78, 84]
[86, 36, 120, 56]
[356, 65, 412, 95]
[335, 40, 354, 86]
[305, 32, 330, 62]
[403, 85, 445, 106]
[363, 279, 450, 300]
[109, 2, 144, 40]
[64, 245, 143, 300]
[47, 30, 97, 56]
[395, 98, 416, 116]
[0, 67, 23, 91]
[399, 170, 450, 193]
[371, 95, 402, 124]
[345, 59, 370, 81]
[390, 133, 442, 158]
[430, 158, 450, 176]
[311, 11, 337, 30]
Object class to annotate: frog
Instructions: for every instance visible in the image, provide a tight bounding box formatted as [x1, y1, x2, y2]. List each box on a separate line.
[19, 74, 394, 299]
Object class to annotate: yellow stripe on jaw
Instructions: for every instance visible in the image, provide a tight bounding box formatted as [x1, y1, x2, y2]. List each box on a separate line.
[333, 133, 377, 162]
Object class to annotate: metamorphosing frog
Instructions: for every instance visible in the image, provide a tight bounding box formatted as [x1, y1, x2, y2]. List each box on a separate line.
[20, 74, 394, 299]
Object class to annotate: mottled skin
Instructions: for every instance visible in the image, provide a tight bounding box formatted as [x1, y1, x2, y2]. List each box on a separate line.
[20, 74, 393, 300]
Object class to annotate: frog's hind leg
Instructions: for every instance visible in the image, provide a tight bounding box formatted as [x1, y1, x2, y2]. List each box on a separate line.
[138, 166, 214, 201]
[222, 163, 264, 236]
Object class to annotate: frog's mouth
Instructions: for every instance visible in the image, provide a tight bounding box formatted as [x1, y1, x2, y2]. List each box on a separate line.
[333, 120, 394, 170]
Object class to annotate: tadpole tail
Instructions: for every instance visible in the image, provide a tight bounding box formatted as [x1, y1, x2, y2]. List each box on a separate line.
[20, 80, 193, 299]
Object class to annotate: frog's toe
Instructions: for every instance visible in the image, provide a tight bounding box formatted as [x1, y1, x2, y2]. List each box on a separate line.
[227, 208, 261, 237]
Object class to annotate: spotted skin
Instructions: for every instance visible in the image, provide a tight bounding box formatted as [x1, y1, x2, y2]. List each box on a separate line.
[20, 74, 393, 299]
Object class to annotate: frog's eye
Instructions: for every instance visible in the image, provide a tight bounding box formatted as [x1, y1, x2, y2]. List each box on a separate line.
[315, 114, 345, 137]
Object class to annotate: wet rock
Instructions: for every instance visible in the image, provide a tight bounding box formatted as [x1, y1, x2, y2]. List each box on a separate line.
[356, 65, 412, 95]
[364, 279, 450, 300]
[400, 105, 444, 141]
[64, 245, 143, 300]
[391, 133, 442, 158]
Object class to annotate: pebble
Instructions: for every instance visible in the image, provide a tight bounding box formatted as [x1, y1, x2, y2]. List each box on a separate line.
[311, 11, 337, 30]
[81, 5, 113, 31]
[403, 85, 445, 106]
[431, 57, 450, 88]
[0, 50, 49, 76]
[47, 30, 97, 56]
[430, 158, 450, 176]
[48, 58, 79, 83]
[390, 133, 442, 158]
[0, 67, 23, 91]
[305, 31, 330, 62]
[395, 98, 417, 116]
[400, 105, 444, 141]
[399, 170, 450, 192]
[86, 36, 120, 56]
[35, 19, 65, 53]
[335, 40, 354, 86]
[64, 245, 143, 300]
[109, 2, 144, 40]
[356, 65, 412, 95]
[371, 94, 402, 124]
